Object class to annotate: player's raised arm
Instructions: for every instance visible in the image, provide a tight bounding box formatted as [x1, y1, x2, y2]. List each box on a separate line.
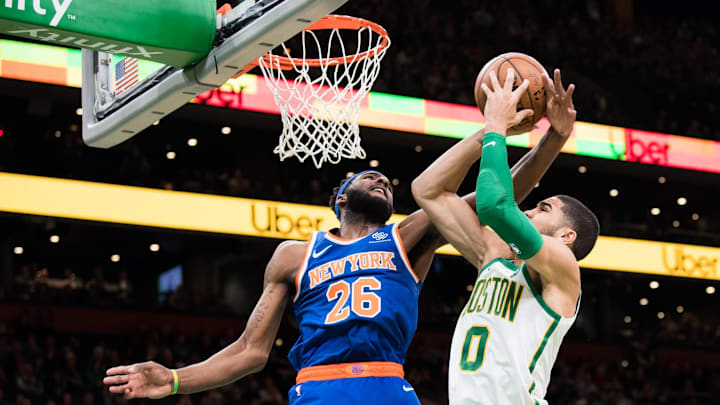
[509, 69, 576, 202]
[399, 69, 577, 275]
[474, 71, 582, 300]
[410, 70, 533, 266]
[103, 240, 303, 399]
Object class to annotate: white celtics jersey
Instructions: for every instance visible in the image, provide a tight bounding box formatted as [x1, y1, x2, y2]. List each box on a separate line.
[448, 258, 579, 405]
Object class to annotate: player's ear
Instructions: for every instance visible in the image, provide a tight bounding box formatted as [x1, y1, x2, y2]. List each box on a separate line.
[559, 227, 577, 246]
[336, 194, 348, 209]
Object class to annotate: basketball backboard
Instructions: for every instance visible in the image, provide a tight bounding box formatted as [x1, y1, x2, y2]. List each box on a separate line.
[81, 0, 348, 148]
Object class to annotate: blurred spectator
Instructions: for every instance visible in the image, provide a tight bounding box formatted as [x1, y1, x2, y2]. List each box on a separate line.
[0, 319, 716, 404]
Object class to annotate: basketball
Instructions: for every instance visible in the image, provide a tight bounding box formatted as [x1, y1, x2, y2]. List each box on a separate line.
[474, 52, 548, 132]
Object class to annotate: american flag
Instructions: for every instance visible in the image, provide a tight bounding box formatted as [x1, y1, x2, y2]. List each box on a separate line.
[115, 56, 139, 96]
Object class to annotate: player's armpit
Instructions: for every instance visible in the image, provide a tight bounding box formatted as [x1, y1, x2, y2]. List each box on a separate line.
[172, 240, 303, 394]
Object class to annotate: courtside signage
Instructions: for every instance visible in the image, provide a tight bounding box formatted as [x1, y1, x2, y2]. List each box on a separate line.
[0, 171, 718, 281]
[1, 38, 720, 174]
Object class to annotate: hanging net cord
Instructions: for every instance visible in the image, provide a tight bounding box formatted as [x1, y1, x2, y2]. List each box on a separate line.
[258, 22, 390, 168]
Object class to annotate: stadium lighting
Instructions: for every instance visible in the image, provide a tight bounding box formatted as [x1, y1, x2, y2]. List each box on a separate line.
[392, 178, 400, 186]
[609, 189, 619, 197]
[54, 130, 62, 137]
[187, 138, 198, 147]
[153, 120, 160, 126]
[414, 145, 423, 152]
[369, 160, 380, 168]
[672, 220, 680, 228]
[639, 298, 649, 306]
[658, 176, 666, 184]
[650, 208, 661, 216]
[466, 284, 474, 292]
[691, 213, 700, 221]
[13, 246, 23, 255]
[75, 108, 83, 116]
[49, 235, 60, 244]
[677, 197, 687, 206]
[623, 316, 631, 324]
[621, 360, 629, 368]
[676, 305, 684, 313]
[649, 281, 659, 289]
[657, 312, 665, 319]
[275, 338, 284, 347]
[706, 286, 716, 295]
[111, 254, 120, 263]
[150, 243, 160, 252]
[166, 151, 176, 160]
[346, 172, 355, 178]
[221, 126, 232, 135]
[577, 165, 587, 173]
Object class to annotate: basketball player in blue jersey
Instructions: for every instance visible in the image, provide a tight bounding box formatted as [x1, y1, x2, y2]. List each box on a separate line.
[413, 69, 599, 404]
[102, 110, 574, 402]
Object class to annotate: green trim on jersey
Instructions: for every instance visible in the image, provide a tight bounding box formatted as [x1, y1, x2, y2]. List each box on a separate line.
[528, 380, 536, 394]
[528, 317, 559, 373]
[523, 264, 562, 374]
[479, 257, 521, 276]
[521, 265, 562, 321]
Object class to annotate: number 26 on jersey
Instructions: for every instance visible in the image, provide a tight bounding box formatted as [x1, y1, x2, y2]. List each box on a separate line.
[325, 276, 382, 324]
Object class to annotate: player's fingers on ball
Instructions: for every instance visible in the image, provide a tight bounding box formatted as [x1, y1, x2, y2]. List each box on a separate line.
[542, 73, 554, 95]
[565, 84, 575, 101]
[511, 109, 533, 126]
[519, 109, 534, 120]
[512, 80, 530, 101]
[504, 69, 515, 89]
[480, 82, 492, 97]
[554, 69, 564, 92]
[518, 78, 530, 92]
[488, 71, 501, 91]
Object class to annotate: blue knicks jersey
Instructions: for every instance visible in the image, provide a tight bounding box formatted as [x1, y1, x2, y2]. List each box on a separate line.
[288, 223, 422, 370]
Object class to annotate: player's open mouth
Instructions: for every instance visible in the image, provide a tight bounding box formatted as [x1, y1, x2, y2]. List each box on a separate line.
[371, 187, 386, 197]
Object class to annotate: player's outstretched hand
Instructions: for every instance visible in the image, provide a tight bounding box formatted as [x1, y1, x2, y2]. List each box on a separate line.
[543, 69, 576, 137]
[481, 70, 534, 136]
[104, 361, 174, 399]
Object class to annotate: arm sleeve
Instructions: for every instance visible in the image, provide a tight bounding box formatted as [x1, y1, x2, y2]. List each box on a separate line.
[475, 133, 543, 260]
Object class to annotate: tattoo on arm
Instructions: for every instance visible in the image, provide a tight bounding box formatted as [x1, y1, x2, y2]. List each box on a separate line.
[249, 287, 274, 329]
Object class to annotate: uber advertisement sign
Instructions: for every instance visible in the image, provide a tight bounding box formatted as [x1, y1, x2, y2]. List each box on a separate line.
[0, 172, 718, 281]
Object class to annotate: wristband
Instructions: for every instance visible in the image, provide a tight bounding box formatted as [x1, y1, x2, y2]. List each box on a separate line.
[171, 369, 179, 395]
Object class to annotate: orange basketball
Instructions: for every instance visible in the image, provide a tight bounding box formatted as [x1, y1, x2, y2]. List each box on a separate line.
[474, 52, 548, 132]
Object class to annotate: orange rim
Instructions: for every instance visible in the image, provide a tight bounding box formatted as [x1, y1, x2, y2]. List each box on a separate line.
[259, 15, 390, 71]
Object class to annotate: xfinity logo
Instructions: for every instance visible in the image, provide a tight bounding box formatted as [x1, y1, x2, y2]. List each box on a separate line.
[8, 27, 164, 58]
[4, 0, 74, 27]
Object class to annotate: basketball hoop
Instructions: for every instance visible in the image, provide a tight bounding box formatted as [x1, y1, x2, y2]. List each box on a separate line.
[256, 15, 390, 168]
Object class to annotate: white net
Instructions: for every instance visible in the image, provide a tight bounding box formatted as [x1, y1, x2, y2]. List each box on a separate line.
[258, 17, 390, 168]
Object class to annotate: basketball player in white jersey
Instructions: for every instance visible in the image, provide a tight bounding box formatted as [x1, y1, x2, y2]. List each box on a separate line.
[412, 68, 599, 405]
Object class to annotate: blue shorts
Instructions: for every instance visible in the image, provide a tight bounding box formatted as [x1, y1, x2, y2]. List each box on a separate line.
[289, 376, 420, 405]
